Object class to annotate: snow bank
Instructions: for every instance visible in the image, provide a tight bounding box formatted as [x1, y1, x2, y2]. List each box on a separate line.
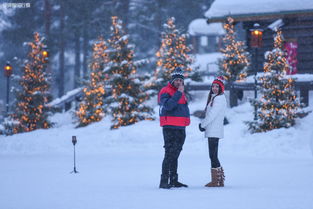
[1, 91, 312, 159]
[310, 130, 313, 155]
[223, 102, 313, 158]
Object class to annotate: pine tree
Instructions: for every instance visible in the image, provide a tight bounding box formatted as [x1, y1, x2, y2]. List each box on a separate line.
[128, 0, 160, 59]
[76, 37, 108, 127]
[1, 32, 53, 135]
[219, 17, 250, 82]
[152, 17, 199, 91]
[104, 16, 154, 129]
[247, 29, 301, 133]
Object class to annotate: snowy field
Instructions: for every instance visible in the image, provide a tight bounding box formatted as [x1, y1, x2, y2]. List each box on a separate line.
[1, 91, 313, 209]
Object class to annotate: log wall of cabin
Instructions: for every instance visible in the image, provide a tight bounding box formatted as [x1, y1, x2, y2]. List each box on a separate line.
[244, 16, 313, 74]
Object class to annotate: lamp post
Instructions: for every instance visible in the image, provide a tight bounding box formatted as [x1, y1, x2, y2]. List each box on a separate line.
[4, 62, 13, 115]
[250, 23, 263, 120]
[71, 136, 79, 173]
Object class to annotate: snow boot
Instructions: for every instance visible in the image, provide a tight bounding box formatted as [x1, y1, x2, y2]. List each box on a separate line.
[217, 167, 225, 187]
[170, 174, 188, 188]
[159, 174, 171, 189]
[205, 167, 220, 187]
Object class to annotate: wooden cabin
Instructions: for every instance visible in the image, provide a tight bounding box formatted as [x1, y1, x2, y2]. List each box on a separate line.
[205, 0, 313, 74]
[188, 18, 225, 54]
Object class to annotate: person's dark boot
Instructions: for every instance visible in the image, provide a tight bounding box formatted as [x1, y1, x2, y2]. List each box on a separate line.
[159, 174, 171, 189]
[170, 174, 188, 188]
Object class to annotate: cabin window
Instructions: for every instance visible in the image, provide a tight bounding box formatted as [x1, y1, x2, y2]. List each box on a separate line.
[200, 36, 208, 46]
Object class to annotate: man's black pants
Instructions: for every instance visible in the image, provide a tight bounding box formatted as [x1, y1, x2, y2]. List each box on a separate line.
[161, 128, 186, 177]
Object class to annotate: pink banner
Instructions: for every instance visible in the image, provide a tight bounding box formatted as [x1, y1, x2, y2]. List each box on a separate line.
[284, 41, 298, 75]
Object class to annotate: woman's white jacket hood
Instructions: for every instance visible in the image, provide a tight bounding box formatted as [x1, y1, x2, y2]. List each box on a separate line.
[201, 94, 227, 138]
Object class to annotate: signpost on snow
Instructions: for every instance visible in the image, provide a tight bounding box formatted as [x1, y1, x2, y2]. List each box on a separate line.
[70, 136, 79, 174]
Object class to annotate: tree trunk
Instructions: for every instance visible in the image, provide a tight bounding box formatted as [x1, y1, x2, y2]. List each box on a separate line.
[123, 0, 129, 33]
[59, 0, 65, 97]
[44, 0, 51, 74]
[155, 0, 166, 46]
[74, 27, 81, 88]
[82, 20, 88, 79]
[44, 0, 53, 97]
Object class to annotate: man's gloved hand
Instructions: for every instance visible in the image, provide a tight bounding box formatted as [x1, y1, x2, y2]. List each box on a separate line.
[199, 123, 205, 132]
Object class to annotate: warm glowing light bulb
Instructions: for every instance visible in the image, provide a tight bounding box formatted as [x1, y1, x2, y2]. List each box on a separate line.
[42, 51, 48, 57]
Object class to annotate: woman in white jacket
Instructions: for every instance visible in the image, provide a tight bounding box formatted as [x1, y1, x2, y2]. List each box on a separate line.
[199, 76, 227, 187]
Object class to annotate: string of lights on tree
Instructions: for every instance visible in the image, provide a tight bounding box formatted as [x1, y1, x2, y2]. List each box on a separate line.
[247, 29, 301, 133]
[76, 37, 108, 127]
[103, 16, 154, 129]
[1, 32, 52, 135]
[219, 17, 250, 82]
[152, 17, 199, 90]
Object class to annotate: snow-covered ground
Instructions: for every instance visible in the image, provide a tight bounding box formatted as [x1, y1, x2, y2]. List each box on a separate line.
[1, 91, 313, 209]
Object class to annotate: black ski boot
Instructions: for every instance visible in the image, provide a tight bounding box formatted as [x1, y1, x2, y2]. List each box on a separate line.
[159, 174, 171, 189]
[170, 174, 188, 188]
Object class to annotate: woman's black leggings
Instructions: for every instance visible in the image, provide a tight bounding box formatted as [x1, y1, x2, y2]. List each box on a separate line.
[208, 137, 221, 168]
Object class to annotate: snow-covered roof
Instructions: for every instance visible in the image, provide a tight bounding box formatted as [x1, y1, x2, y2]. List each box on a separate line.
[205, 0, 313, 20]
[191, 52, 223, 74]
[188, 19, 225, 36]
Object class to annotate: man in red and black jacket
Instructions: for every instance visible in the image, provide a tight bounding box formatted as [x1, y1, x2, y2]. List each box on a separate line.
[158, 67, 190, 189]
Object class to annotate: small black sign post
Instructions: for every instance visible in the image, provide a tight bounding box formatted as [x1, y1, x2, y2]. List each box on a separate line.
[71, 136, 79, 173]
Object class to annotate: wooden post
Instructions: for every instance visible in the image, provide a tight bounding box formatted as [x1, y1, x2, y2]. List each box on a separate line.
[229, 83, 238, 108]
[300, 87, 309, 106]
[58, 0, 65, 97]
[65, 102, 72, 111]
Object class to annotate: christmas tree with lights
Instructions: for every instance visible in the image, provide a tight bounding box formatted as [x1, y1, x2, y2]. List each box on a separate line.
[104, 16, 154, 129]
[1, 32, 53, 135]
[152, 17, 200, 91]
[76, 37, 108, 127]
[247, 29, 300, 133]
[219, 17, 250, 82]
